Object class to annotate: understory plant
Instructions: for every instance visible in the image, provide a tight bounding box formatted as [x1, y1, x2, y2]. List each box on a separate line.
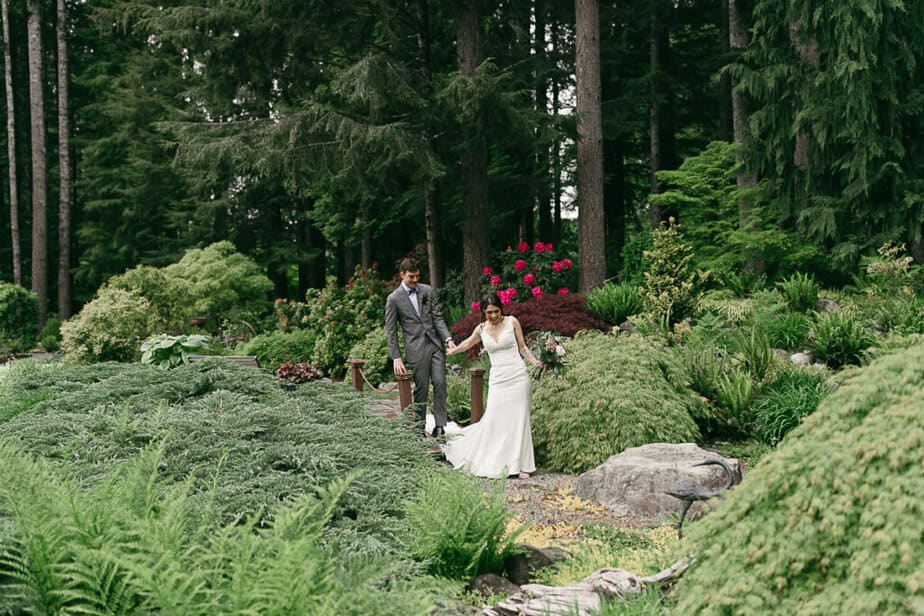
[347, 326, 393, 386]
[0, 283, 40, 352]
[275, 362, 324, 383]
[585, 282, 642, 325]
[749, 366, 833, 445]
[777, 272, 820, 313]
[402, 472, 526, 580]
[640, 219, 705, 326]
[140, 334, 211, 368]
[60, 289, 157, 362]
[809, 310, 875, 368]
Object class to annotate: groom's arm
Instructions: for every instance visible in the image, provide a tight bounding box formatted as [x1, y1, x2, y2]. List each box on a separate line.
[384, 295, 402, 361]
[429, 288, 453, 346]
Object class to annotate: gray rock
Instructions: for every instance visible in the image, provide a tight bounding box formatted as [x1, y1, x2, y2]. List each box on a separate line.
[618, 320, 638, 334]
[771, 348, 789, 359]
[790, 351, 813, 365]
[504, 545, 572, 585]
[816, 299, 842, 313]
[470, 573, 519, 599]
[574, 443, 741, 521]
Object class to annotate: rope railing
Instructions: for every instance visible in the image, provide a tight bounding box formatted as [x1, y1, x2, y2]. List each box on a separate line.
[347, 358, 485, 422]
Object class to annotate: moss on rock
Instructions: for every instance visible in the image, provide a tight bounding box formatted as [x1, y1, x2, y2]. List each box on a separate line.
[675, 342, 924, 615]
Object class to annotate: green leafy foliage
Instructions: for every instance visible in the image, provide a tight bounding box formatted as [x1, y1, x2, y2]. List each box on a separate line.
[750, 366, 833, 445]
[348, 326, 393, 386]
[712, 369, 756, 434]
[810, 311, 876, 368]
[761, 310, 810, 350]
[238, 329, 318, 373]
[402, 472, 525, 581]
[103, 264, 191, 332]
[586, 282, 643, 325]
[39, 314, 62, 352]
[0, 283, 40, 352]
[776, 272, 820, 313]
[717, 270, 766, 298]
[60, 289, 157, 362]
[140, 334, 211, 368]
[640, 220, 704, 325]
[675, 342, 924, 614]
[531, 332, 701, 473]
[163, 241, 273, 331]
[0, 442, 431, 615]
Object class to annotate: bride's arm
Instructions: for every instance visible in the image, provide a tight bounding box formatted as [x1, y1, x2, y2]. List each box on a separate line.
[446, 325, 482, 355]
[512, 318, 543, 367]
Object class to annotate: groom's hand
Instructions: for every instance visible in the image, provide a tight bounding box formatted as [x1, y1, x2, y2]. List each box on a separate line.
[446, 340, 457, 352]
[393, 358, 408, 375]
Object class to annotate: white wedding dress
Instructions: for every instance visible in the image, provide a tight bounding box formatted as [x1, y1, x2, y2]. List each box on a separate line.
[442, 316, 536, 478]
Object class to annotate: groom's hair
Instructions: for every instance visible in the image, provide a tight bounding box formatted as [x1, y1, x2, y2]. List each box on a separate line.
[398, 257, 420, 273]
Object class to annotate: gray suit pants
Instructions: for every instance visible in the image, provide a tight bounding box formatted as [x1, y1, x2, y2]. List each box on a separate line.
[410, 343, 448, 427]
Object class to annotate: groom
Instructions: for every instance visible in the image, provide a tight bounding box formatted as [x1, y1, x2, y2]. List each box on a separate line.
[385, 257, 456, 436]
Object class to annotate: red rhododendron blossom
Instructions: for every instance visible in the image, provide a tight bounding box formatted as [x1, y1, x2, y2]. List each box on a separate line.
[531, 286, 543, 298]
[482, 266, 493, 275]
[490, 275, 502, 286]
[545, 243, 554, 252]
[533, 242, 546, 252]
[551, 261, 564, 273]
[523, 273, 536, 285]
[562, 258, 572, 269]
[471, 301, 481, 313]
[514, 259, 527, 271]
[518, 242, 530, 253]
[557, 287, 570, 296]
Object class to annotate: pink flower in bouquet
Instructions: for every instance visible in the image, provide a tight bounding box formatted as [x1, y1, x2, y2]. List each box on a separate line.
[471, 301, 481, 313]
[523, 273, 536, 285]
[557, 287, 570, 296]
[514, 259, 527, 271]
[482, 265, 493, 275]
[518, 242, 530, 253]
[552, 260, 564, 273]
[562, 258, 572, 269]
[531, 286, 543, 298]
[533, 242, 546, 252]
[489, 275, 502, 286]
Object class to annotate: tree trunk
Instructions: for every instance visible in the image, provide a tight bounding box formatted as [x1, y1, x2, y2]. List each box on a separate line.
[603, 136, 626, 275]
[649, 0, 675, 228]
[296, 204, 325, 296]
[575, 0, 605, 293]
[534, 0, 553, 243]
[1, 0, 20, 285]
[417, 0, 442, 290]
[789, 20, 819, 171]
[360, 227, 371, 271]
[456, 0, 490, 302]
[56, 0, 70, 318]
[27, 0, 47, 324]
[718, 0, 733, 142]
[551, 19, 562, 244]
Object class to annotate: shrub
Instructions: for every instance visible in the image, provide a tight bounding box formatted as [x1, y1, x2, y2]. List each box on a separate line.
[164, 241, 273, 330]
[478, 240, 576, 303]
[619, 231, 653, 285]
[275, 361, 324, 383]
[348, 326, 393, 386]
[103, 264, 190, 331]
[712, 369, 756, 434]
[0, 443, 432, 616]
[39, 314, 62, 351]
[586, 282, 642, 325]
[402, 472, 525, 580]
[750, 366, 833, 445]
[731, 327, 774, 383]
[0, 283, 39, 352]
[60, 288, 157, 362]
[641, 219, 704, 325]
[140, 334, 211, 368]
[696, 297, 755, 326]
[810, 310, 875, 368]
[777, 271, 819, 312]
[450, 295, 607, 342]
[761, 310, 810, 350]
[675, 341, 924, 615]
[531, 332, 701, 473]
[717, 270, 766, 298]
[238, 329, 318, 373]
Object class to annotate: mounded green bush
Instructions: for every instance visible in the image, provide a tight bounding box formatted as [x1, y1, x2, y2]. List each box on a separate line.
[103, 264, 191, 331]
[60, 288, 157, 362]
[675, 342, 924, 615]
[0, 283, 40, 352]
[531, 332, 702, 473]
[348, 326, 393, 386]
[238, 328, 318, 373]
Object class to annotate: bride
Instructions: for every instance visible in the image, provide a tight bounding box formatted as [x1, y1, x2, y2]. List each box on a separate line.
[444, 293, 543, 479]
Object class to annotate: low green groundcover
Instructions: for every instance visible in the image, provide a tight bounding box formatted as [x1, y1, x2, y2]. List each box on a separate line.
[675, 342, 924, 614]
[531, 332, 702, 473]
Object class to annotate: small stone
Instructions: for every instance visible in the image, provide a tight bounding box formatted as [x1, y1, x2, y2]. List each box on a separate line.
[791, 351, 813, 365]
[816, 299, 842, 313]
[469, 573, 519, 599]
[618, 320, 638, 334]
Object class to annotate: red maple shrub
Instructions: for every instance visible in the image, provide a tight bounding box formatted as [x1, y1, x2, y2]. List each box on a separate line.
[450, 295, 606, 342]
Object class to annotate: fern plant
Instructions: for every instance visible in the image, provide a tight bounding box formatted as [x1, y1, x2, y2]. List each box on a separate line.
[777, 272, 820, 313]
[586, 282, 643, 325]
[810, 311, 875, 368]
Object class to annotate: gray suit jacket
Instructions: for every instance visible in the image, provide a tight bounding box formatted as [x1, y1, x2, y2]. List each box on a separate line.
[385, 283, 452, 364]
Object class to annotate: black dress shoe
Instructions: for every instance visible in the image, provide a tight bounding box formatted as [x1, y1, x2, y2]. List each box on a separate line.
[431, 426, 445, 437]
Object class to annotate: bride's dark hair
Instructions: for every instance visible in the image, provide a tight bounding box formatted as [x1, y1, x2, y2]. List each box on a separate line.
[479, 293, 503, 322]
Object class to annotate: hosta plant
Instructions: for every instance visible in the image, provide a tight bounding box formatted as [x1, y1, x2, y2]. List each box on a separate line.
[140, 334, 211, 368]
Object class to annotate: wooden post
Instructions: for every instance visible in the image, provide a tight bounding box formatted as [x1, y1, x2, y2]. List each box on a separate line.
[469, 367, 485, 423]
[397, 372, 414, 411]
[347, 359, 365, 392]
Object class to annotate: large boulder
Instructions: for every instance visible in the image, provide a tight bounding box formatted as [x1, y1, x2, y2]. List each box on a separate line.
[574, 443, 741, 521]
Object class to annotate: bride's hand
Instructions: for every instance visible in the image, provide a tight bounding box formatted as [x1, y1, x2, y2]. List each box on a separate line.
[532, 359, 544, 368]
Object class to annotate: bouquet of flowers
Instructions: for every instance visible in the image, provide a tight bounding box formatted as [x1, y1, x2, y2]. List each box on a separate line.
[529, 331, 567, 380]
